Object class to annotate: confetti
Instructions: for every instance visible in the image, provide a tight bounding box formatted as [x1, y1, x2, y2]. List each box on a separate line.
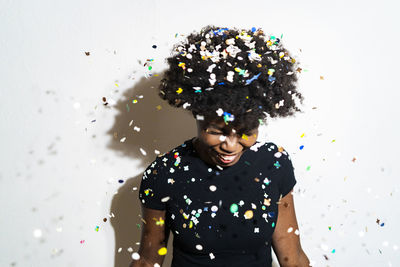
[244, 210, 254, 219]
[80, 240, 85, 244]
[196, 244, 203, 250]
[209, 185, 217, 192]
[95, 226, 99, 232]
[230, 203, 238, 213]
[176, 88, 183, 94]
[33, 229, 42, 238]
[84, 52, 90, 56]
[131, 252, 140, 260]
[140, 148, 147, 156]
[158, 247, 167, 255]
[120, 137, 126, 143]
[152, 45, 157, 49]
[299, 145, 304, 150]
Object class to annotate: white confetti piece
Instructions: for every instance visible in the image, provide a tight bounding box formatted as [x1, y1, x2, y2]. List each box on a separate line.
[287, 227, 293, 233]
[127, 247, 133, 253]
[154, 264, 160, 267]
[33, 229, 42, 238]
[294, 229, 300, 235]
[209, 185, 217, 192]
[196, 244, 203, 250]
[120, 137, 127, 143]
[183, 102, 191, 109]
[133, 126, 140, 132]
[73, 102, 81, 109]
[129, 120, 133, 126]
[219, 135, 226, 141]
[154, 150, 160, 155]
[211, 206, 218, 212]
[118, 248, 122, 253]
[274, 152, 282, 158]
[161, 196, 170, 202]
[131, 252, 140, 260]
[196, 115, 204, 120]
[132, 187, 138, 191]
[209, 252, 215, 259]
[140, 148, 147, 156]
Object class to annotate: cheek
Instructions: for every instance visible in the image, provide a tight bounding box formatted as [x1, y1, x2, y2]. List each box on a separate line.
[199, 133, 221, 147]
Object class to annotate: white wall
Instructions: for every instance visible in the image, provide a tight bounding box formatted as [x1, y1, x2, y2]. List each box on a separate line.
[1, 0, 399, 266]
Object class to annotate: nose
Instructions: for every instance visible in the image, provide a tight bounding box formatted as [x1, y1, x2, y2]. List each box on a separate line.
[220, 134, 239, 153]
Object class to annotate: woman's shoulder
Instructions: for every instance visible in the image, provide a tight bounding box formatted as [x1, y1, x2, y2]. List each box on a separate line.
[249, 140, 292, 162]
[144, 138, 194, 172]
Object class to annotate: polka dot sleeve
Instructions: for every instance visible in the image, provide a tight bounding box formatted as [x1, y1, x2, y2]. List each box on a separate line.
[138, 158, 168, 210]
[276, 149, 297, 198]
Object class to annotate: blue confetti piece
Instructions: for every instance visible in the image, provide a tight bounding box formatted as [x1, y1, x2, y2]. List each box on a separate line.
[118, 179, 124, 183]
[268, 76, 276, 82]
[251, 27, 256, 32]
[245, 73, 261, 85]
[274, 161, 281, 169]
[299, 145, 304, 150]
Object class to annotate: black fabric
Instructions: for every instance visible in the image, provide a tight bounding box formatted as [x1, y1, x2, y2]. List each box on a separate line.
[139, 138, 297, 267]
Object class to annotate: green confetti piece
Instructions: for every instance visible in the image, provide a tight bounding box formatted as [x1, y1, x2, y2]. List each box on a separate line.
[126, 104, 130, 112]
[148, 66, 152, 70]
[306, 166, 311, 171]
[230, 203, 238, 213]
[272, 222, 275, 227]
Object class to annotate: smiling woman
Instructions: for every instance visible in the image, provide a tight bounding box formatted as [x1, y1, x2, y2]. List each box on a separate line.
[130, 25, 310, 267]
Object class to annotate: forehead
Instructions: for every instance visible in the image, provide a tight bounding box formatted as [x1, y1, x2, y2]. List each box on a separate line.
[200, 117, 249, 131]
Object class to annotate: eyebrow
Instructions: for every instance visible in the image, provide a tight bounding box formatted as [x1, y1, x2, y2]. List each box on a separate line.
[207, 124, 224, 130]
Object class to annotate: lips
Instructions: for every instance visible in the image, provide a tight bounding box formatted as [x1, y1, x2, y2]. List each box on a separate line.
[217, 153, 238, 164]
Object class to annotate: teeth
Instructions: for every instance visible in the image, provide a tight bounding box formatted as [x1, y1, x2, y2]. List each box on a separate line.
[220, 154, 236, 161]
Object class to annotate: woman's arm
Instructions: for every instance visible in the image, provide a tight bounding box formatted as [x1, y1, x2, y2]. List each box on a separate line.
[272, 191, 310, 267]
[129, 206, 169, 267]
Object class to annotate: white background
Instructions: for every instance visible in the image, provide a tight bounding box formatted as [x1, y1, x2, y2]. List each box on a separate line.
[1, 0, 399, 266]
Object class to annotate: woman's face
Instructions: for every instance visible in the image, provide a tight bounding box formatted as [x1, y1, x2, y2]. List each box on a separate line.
[194, 117, 259, 167]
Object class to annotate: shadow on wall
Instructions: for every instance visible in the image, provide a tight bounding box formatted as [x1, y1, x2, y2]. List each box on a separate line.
[108, 74, 196, 267]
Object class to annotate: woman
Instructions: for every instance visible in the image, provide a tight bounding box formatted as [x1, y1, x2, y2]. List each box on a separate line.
[131, 26, 310, 267]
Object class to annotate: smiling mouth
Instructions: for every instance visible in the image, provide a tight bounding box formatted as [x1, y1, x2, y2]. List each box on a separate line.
[217, 153, 238, 164]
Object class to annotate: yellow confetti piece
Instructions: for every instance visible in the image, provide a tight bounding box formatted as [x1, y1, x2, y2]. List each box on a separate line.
[300, 133, 305, 138]
[331, 139, 336, 143]
[257, 64, 262, 68]
[178, 62, 186, 69]
[115, 83, 119, 87]
[156, 105, 162, 110]
[242, 134, 248, 140]
[132, 99, 138, 104]
[278, 146, 284, 152]
[158, 247, 167, 256]
[189, 221, 193, 228]
[268, 69, 275, 75]
[154, 217, 165, 226]
[176, 88, 183, 94]
[244, 210, 253, 219]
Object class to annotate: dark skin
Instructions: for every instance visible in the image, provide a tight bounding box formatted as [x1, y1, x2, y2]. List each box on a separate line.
[130, 117, 310, 267]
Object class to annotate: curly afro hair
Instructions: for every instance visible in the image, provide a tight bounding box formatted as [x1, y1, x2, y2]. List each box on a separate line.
[159, 25, 304, 131]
